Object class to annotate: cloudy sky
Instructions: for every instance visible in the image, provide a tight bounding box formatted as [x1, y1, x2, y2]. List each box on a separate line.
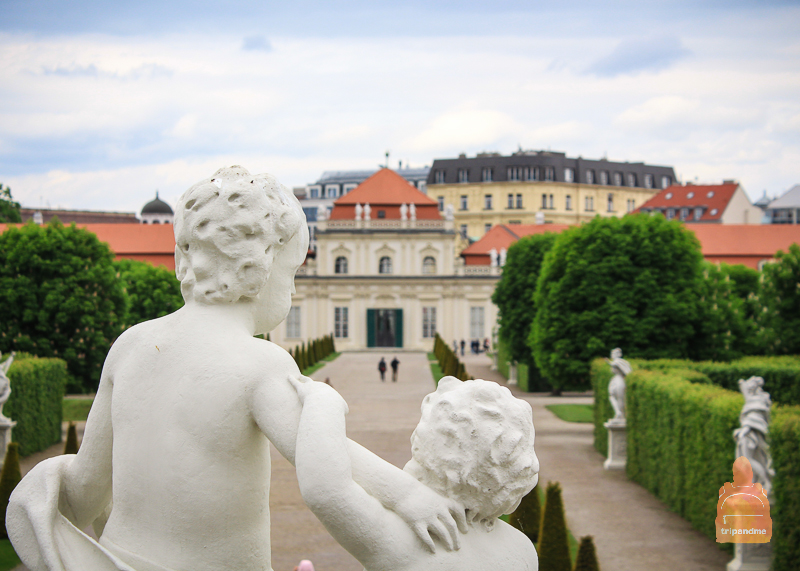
[1, 0, 799, 213]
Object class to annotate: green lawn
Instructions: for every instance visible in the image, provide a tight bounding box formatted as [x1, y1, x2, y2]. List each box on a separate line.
[545, 404, 594, 423]
[302, 352, 341, 377]
[63, 398, 94, 422]
[0, 539, 20, 571]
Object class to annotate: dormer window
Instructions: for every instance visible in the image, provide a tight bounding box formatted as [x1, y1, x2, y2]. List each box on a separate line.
[482, 168, 493, 182]
[600, 171, 609, 185]
[661, 176, 672, 189]
[626, 173, 637, 187]
[644, 174, 654, 189]
[544, 167, 555, 181]
[613, 172, 623, 186]
[586, 170, 595, 184]
[665, 192, 673, 199]
[687, 192, 694, 199]
[458, 169, 469, 183]
[694, 207, 704, 220]
[377, 210, 386, 219]
[564, 167, 575, 183]
[434, 170, 446, 184]
[707, 191, 715, 198]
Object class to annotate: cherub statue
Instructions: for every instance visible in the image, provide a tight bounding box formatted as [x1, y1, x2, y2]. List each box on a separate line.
[0, 351, 15, 422]
[606, 348, 631, 421]
[400, 203, 408, 221]
[290, 375, 540, 571]
[734, 376, 775, 496]
[8, 167, 462, 571]
[409, 203, 416, 221]
[489, 248, 498, 268]
[363, 202, 372, 221]
[355, 203, 363, 221]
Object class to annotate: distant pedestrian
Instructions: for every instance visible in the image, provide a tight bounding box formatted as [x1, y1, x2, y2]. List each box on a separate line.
[324, 377, 332, 386]
[453, 340, 458, 352]
[378, 357, 387, 382]
[483, 338, 490, 353]
[391, 356, 400, 382]
[460, 339, 465, 356]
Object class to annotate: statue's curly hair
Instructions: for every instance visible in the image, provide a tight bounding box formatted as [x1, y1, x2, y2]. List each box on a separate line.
[173, 166, 307, 304]
[410, 377, 539, 529]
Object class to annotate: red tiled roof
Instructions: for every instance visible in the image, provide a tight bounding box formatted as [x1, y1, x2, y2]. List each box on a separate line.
[687, 224, 800, 257]
[334, 168, 438, 206]
[330, 168, 440, 221]
[461, 224, 571, 256]
[635, 183, 739, 221]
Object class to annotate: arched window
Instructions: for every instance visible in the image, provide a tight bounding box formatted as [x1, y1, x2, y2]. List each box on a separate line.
[422, 256, 436, 275]
[379, 256, 392, 274]
[335, 256, 348, 274]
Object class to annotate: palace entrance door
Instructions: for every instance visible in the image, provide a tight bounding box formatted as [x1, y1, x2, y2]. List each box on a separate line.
[366, 309, 403, 348]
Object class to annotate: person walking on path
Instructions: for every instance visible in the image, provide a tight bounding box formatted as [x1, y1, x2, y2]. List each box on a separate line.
[460, 339, 465, 356]
[378, 357, 387, 381]
[390, 356, 400, 382]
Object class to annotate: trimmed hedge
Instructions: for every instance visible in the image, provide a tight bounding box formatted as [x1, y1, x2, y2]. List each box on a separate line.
[771, 405, 800, 570]
[625, 369, 740, 551]
[432, 334, 471, 382]
[5, 357, 67, 457]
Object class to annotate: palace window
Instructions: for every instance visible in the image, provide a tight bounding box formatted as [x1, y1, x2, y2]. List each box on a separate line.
[627, 199, 636, 213]
[585, 196, 594, 211]
[484, 223, 492, 234]
[599, 171, 609, 185]
[334, 307, 349, 338]
[626, 173, 637, 187]
[325, 184, 340, 198]
[549, 194, 554, 209]
[379, 256, 392, 274]
[565, 195, 572, 210]
[525, 167, 538, 181]
[458, 169, 469, 183]
[484, 194, 493, 210]
[460, 224, 468, 238]
[564, 167, 574, 182]
[544, 167, 555, 181]
[516, 194, 523, 209]
[422, 307, 437, 338]
[482, 168, 493, 182]
[460, 195, 468, 210]
[334, 256, 348, 274]
[586, 170, 595, 185]
[661, 176, 672, 189]
[507, 194, 514, 209]
[286, 306, 301, 338]
[643, 174, 654, 189]
[422, 256, 436, 275]
[613, 172, 623, 186]
[434, 170, 446, 184]
[541, 193, 548, 209]
[507, 167, 521, 181]
[437, 196, 444, 211]
[607, 193, 615, 212]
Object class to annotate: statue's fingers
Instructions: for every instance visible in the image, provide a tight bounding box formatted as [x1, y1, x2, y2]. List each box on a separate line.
[412, 522, 436, 553]
[430, 517, 455, 551]
[449, 502, 468, 535]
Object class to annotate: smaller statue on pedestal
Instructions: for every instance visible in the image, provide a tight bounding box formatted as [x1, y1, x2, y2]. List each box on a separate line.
[489, 248, 498, 268]
[363, 203, 371, 221]
[0, 352, 16, 422]
[355, 203, 362, 221]
[409, 203, 416, 221]
[400, 203, 408, 221]
[606, 348, 631, 422]
[734, 377, 774, 496]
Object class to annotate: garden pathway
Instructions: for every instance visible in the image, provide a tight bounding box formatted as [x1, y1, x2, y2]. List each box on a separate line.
[13, 350, 732, 571]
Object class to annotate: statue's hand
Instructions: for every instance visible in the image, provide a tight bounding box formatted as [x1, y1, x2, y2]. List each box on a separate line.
[394, 485, 468, 553]
[288, 375, 348, 414]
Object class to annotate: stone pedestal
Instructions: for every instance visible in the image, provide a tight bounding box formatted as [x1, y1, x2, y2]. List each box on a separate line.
[726, 542, 772, 571]
[0, 418, 15, 467]
[603, 419, 627, 470]
[507, 362, 518, 386]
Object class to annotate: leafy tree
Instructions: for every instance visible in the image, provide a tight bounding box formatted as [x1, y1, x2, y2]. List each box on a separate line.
[531, 215, 704, 390]
[759, 244, 800, 354]
[538, 482, 571, 571]
[0, 221, 127, 393]
[691, 262, 750, 361]
[0, 185, 21, 223]
[114, 258, 183, 327]
[492, 233, 557, 389]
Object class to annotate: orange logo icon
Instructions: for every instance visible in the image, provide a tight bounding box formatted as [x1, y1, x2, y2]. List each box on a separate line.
[716, 457, 771, 543]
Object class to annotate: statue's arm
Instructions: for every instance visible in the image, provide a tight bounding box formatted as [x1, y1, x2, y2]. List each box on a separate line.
[248, 347, 465, 551]
[60, 359, 114, 529]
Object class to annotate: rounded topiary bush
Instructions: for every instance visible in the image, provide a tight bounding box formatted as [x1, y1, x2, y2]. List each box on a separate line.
[538, 481, 571, 571]
[574, 535, 600, 571]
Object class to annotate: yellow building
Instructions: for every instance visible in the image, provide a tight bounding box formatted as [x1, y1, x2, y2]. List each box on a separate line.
[426, 150, 676, 240]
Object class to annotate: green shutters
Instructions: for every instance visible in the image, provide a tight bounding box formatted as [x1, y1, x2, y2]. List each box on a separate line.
[395, 309, 403, 348]
[367, 308, 376, 348]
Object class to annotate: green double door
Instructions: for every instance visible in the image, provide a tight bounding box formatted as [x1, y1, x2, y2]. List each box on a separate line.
[366, 309, 403, 348]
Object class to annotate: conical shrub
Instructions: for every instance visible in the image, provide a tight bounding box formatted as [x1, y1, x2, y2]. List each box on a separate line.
[0, 443, 21, 538]
[574, 536, 600, 571]
[64, 422, 80, 454]
[538, 482, 571, 571]
[508, 484, 541, 544]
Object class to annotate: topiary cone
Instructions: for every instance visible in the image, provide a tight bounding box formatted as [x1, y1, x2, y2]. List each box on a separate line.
[574, 535, 600, 571]
[508, 484, 541, 544]
[538, 482, 572, 571]
[64, 422, 80, 454]
[0, 443, 21, 539]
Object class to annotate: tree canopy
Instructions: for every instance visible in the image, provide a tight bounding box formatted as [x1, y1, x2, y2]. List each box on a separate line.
[0, 221, 127, 392]
[758, 244, 800, 355]
[0, 185, 21, 223]
[491, 232, 557, 365]
[115, 258, 183, 327]
[531, 214, 705, 390]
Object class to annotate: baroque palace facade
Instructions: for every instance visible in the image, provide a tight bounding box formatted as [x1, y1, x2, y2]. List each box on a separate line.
[268, 168, 502, 351]
[427, 150, 676, 240]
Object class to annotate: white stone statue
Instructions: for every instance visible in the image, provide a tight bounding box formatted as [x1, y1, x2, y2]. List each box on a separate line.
[489, 248, 498, 268]
[0, 352, 15, 422]
[355, 203, 363, 221]
[444, 204, 454, 221]
[317, 204, 328, 222]
[7, 166, 463, 571]
[290, 375, 539, 571]
[734, 377, 774, 496]
[400, 203, 408, 221]
[499, 248, 507, 267]
[409, 203, 416, 221]
[364, 202, 371, 221]
[606, 348, 631, 422]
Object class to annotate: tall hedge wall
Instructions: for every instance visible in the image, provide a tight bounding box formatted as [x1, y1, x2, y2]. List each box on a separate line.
[5, 357, 67, 457]
[625, 369, 740, 551]
[771, 405, 800, 570]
